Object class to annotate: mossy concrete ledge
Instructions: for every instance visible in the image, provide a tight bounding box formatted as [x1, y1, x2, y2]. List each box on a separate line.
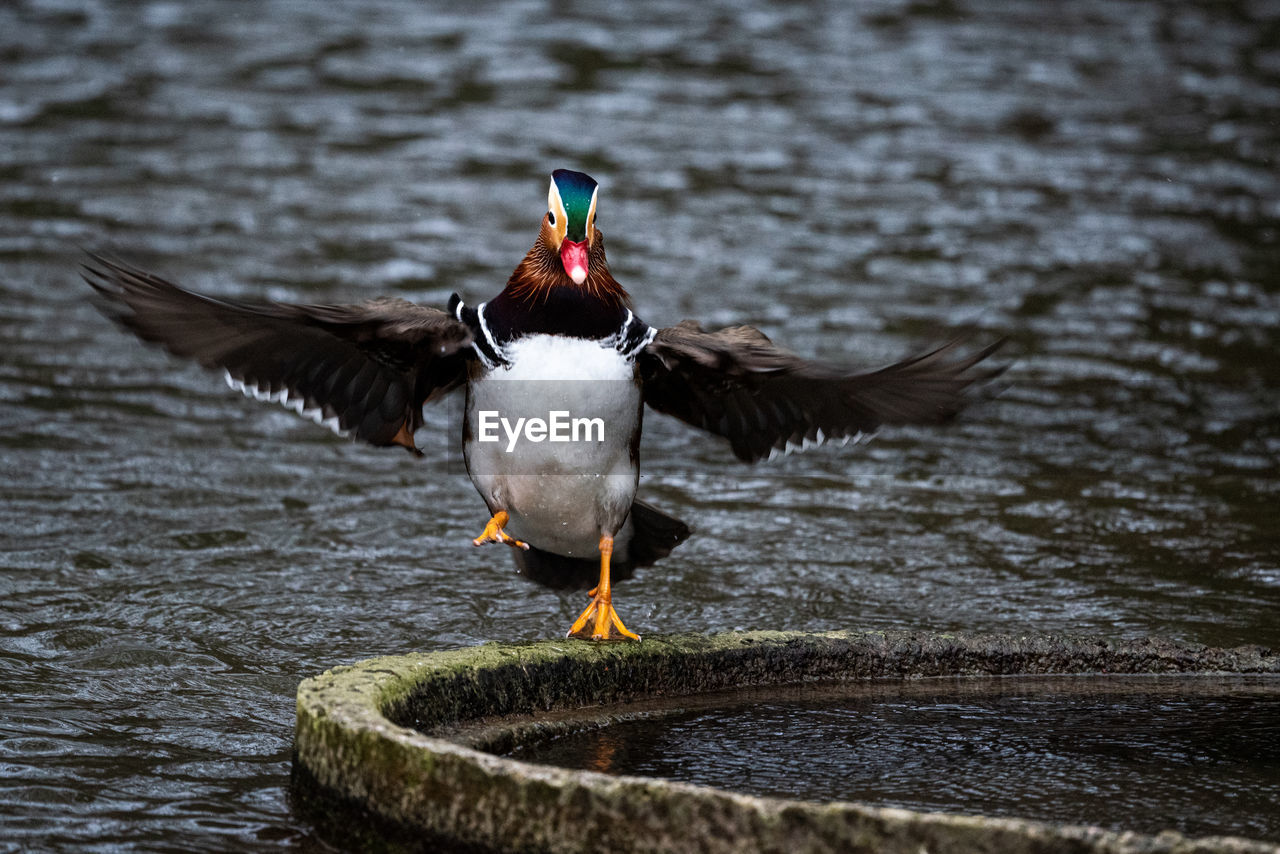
[294, 631, 1280, 854]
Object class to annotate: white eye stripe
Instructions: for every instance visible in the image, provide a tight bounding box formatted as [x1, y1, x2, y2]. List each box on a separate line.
[547, 180, 568, 244]
[586, 185, 598, 241]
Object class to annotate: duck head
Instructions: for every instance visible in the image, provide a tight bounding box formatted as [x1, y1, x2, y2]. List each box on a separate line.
[544, 169, 598, 285]
[501, 169, 628, 310]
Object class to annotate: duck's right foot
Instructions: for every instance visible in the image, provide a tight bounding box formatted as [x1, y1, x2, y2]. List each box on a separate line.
[471, 510, 529, 550]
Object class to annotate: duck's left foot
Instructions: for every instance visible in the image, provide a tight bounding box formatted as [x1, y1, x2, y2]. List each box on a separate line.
[471, 510, 529, 550]
[567, 592, 640, 642]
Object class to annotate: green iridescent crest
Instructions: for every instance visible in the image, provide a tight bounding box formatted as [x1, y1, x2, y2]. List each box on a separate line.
[550, 169, 598, 242]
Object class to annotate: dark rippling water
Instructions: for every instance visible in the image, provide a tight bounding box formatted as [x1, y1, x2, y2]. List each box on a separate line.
[507, 677, 1280, 842]
[1, 0, 1277, 849]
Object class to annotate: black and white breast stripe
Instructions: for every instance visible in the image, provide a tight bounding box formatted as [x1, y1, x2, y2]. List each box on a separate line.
[604, 310, 657, 360]
[448, 294, 655, 369]
[448, 293, 507, 369]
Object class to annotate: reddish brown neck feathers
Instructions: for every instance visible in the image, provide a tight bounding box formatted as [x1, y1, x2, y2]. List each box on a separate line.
[503, 230, 630, 309]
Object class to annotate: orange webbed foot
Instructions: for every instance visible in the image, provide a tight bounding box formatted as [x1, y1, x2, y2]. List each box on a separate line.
[566, 533, 639, 642]
[471, 511, 529, 550]
[567, 593, 640, 642]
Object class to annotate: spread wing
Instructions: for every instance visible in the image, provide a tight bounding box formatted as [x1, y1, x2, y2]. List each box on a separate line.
[638, 320, 1004, 463]
[83, 254, 473, 454]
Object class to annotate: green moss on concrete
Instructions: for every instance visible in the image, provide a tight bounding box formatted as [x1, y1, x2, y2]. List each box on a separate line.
[294, 631, 1280, 854]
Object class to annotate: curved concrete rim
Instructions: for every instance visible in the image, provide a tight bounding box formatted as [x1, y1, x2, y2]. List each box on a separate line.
[294, 631, 1280, 853]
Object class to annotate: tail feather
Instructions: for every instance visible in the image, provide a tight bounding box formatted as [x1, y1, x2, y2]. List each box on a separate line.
[625, 499, 692, 567]
[510, 500, 691, 590]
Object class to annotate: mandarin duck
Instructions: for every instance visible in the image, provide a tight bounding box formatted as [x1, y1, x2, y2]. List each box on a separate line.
[85, 169, 1002, 641]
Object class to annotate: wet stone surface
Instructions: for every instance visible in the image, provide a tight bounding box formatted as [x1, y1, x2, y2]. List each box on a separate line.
[2, 0, 1278, 849]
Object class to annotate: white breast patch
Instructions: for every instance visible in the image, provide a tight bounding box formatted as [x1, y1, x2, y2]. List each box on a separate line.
[489, 334, 635, 383]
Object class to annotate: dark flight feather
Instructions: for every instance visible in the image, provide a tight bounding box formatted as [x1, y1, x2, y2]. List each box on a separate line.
[639, 321, 1005, 463]
[82, 254, 473, 452]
